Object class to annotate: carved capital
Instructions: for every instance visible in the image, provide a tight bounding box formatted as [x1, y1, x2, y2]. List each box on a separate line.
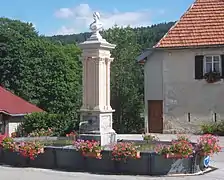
[105, 58, 114, 64]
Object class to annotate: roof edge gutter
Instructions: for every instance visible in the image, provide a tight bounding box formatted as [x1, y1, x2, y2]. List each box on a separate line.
[154, 44, 224, 50]
[0, 111, 28, 117]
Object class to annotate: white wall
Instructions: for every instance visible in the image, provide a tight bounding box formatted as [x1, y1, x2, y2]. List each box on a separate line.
[144, 52, 163, 132]
[7, 116, 23, 136]
[145, 47, 224, 133]
[162, 48, 224, 133]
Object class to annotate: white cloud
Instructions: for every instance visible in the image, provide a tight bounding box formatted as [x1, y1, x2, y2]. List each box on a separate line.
[55, 8, 74, 19]
[54, 4, 154, 35]
[56, 26, 77, 35]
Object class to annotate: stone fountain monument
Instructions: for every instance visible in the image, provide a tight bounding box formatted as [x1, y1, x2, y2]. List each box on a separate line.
[78, 12, 117, 146]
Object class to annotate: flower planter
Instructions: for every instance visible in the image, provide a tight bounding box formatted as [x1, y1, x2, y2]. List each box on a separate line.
[113, 152, 150, 175]
[0, 148, 3, 163]
[1, 149, 29, 167]
[198, 152, 209, 156]
[29, 147, 56, 169]
[136, 151, 141, 158]
[150, 153, 193, 175]
[83, 152, 101, 159]
[193, 154, 210, 172]
[55, 148, 84, 171]
[164, 154, 189, 159]
[84, 151, 114, 173]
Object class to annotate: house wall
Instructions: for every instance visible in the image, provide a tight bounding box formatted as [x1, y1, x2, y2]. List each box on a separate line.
[162, 47, 224, 133]
[144, 52, 163, 132]
[7, 116, 23, 136]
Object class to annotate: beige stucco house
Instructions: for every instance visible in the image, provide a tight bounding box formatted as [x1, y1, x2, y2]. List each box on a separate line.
[0, 86, 43, 136]
[137, 0, 224, 133]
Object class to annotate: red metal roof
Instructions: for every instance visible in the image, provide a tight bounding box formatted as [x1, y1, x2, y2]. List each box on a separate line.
[0, 86, 43, 115]
[155, 0, 224, 48]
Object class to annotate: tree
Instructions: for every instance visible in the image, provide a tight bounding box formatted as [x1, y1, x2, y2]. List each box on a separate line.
[0, 18, 82, 132]
[103, 27, 144, 133]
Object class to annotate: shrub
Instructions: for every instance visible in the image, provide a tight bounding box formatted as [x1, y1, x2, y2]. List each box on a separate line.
[28, 128, 54, 137]
[201, 121, 224, 136]
[142, 133, 159, 142]
[196, 134, 221, 156]
[17, 112, 75, 136]
[111, 142, 141, 162]
[201, 123, 219, 134]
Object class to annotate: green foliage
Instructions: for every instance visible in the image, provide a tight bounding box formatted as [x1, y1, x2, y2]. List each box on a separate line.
[18, 112, 75, 136]
[102, 26, 144, 133]
[201, 121, 224, 135]
[142, 134, 159, 142]
[0, 18, 82, 129]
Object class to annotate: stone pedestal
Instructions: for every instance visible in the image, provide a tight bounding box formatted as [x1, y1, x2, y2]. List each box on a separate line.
[79, 110, 116, 146]
[78, 12, 117, 146]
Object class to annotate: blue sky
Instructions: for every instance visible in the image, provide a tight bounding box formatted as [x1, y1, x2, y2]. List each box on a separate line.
[0, 0, 195, 36]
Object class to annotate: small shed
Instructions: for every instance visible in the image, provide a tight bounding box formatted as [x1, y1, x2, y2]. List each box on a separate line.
[0, 86, 43, 136]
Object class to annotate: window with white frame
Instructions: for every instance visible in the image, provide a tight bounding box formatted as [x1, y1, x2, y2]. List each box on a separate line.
[204, 55, 221, 74]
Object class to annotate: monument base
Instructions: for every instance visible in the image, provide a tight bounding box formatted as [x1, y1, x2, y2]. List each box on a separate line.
[79, 130, 117, 147]
[79, 110, 117, 146]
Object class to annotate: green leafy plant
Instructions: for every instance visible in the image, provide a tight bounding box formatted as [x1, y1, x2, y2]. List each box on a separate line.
[200, 121, 224, 136]
[28, 128, 54, 137]
[18, 112, 74, 136]
[204, 71, 221, 83]
[111, 142, 141, 162]
[142, 133, 159, 143]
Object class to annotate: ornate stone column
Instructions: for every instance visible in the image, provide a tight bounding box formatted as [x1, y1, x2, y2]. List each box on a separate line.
[78, 12, 116, 146]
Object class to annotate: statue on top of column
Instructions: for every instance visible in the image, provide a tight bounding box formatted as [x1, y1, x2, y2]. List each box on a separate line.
[89, 12, 103, 34]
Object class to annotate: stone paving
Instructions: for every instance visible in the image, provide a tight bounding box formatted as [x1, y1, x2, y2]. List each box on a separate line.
[1, 134, 224, 180]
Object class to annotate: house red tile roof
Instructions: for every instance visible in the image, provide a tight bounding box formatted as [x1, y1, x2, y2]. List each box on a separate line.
[0, 86, 43, 115]
[155, 0, 224, 48]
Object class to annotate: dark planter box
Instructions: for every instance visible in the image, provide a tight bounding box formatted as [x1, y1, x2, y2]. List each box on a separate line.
[0, 146, 205, 176]
[29, 147, 56, 169]
[55, 148, 84, 171]
[192, 154, 207, 173]
[0, 148, 3, 163]
[150, 153, 193, 175]
[84, 151, 114, 173]
[2, 150, 29, 167]
[113, 152, 150, 175]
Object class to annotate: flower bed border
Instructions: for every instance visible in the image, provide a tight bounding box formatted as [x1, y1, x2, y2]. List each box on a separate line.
[0, 146, 208, 176]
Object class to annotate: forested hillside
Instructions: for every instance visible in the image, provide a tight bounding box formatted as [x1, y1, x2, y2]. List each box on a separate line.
[0, 17, 174, 133]
[49, 22, 174, 49]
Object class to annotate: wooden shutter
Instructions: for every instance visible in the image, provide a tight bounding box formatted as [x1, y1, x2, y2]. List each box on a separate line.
[221, 55, 224, 78]
[195, 55, 204, 79]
